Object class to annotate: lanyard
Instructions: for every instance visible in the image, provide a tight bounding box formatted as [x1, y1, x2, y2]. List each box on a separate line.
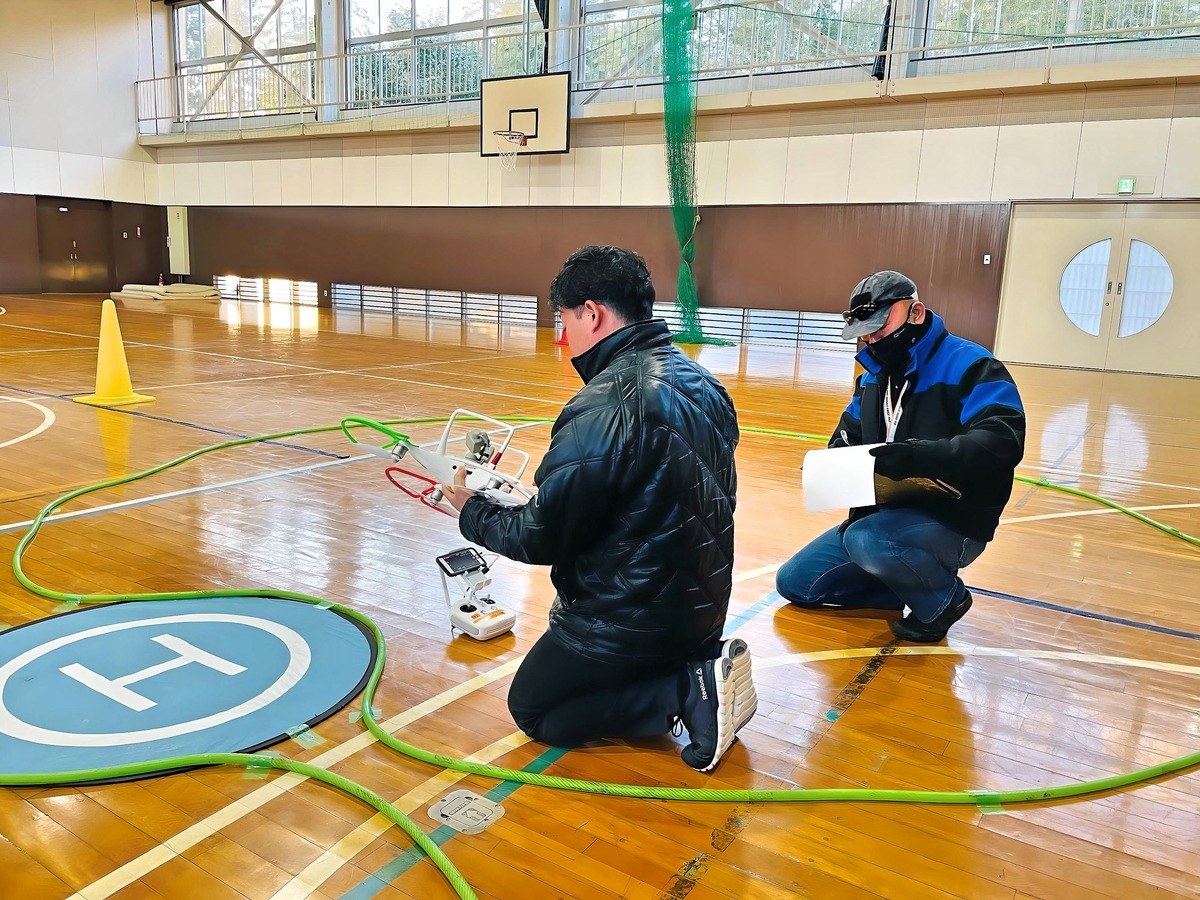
[882, 378, 908, 443]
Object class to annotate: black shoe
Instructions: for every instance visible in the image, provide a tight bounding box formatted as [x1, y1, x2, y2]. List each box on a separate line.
[890, 590, 973, 643]
[679, 657, 729, 772]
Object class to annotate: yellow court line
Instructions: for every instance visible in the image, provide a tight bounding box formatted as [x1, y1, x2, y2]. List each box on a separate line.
[756, 645, 1200, 676]
[1001, 502, 1200, 526]
[69, 657, 524, 900]
[268, 731, 532, 900]
[67, 560, 784, 900]
[0, 396, 56, 450]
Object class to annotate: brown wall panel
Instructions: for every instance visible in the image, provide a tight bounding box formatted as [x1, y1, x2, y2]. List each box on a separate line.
[696, 203, 1010, 348]
[188, 206, 681, 326]
[112, 202, 169, 288]
[0, 193, 42, 293]
[188, 203, 1010, 346]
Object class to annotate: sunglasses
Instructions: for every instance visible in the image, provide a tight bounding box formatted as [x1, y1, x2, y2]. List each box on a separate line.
[841, 294, 890, 324]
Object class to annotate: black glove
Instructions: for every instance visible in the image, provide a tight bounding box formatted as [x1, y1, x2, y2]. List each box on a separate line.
[870, 441, 917, 480]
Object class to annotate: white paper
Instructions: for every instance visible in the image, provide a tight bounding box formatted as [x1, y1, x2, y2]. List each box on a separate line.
[801, 443, 883, 512]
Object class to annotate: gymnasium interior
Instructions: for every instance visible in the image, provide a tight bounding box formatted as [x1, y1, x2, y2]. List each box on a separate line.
[0, 0, 1198, 897]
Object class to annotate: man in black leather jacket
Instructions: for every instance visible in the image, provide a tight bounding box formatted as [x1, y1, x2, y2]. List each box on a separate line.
[446, 246, 755, 772]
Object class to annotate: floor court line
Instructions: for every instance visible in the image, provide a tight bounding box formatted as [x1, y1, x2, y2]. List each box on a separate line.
[64, 564, 783, 900]
[347, 371, 573, 407]
[0, 346, 97, 355]
[0, 455, 371, 536]
[138, 351, 540, 392]
[0, 420, 552, 536]
[0, 320, 337, 374]
[0, 396, 56, 450]
[1000, 502, 1200, 525]
[268, 731, 532, 900]
[66, 658, 526, 900]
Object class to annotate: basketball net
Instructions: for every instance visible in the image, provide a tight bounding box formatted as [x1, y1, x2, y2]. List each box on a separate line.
[493, 130, 527, 171]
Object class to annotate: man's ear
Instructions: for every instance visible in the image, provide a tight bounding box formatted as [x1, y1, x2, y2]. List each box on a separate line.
[909, 300, 926, 323]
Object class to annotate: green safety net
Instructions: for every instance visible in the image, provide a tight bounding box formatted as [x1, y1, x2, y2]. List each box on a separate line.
[662, 0, 731, 345]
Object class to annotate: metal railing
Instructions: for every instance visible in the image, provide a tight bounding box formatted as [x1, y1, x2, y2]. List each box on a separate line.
[136, 9, 1200, 134]
[651, 304, 850, 349]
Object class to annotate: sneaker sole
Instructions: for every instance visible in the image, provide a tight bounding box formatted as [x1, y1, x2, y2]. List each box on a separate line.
[697, 642, 758, 773]
[719, 639, 758, 734]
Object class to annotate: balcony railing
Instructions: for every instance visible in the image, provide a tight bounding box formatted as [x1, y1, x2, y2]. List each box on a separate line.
[136, 9, 1200, 135]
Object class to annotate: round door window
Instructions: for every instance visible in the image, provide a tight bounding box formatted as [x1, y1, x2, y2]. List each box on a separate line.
[1059, 239, 1110, 336]
[1117, 240, 1173, 337]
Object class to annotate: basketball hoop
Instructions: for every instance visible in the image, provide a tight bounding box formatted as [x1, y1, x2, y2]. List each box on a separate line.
[493, 130, 527, 171]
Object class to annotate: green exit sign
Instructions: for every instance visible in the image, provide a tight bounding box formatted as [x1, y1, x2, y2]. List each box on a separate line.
[1117, 177, 1136, 193]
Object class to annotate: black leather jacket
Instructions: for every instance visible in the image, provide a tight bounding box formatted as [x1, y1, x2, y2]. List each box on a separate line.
[458, 319, 739, 664]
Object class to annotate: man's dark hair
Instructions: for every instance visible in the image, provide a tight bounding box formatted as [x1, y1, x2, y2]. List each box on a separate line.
[548, 246, 655, 324]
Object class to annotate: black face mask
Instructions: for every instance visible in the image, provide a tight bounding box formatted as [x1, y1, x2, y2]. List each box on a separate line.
[865, 314, 930, 373]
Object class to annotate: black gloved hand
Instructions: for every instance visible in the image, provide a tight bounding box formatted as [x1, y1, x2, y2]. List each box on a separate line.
[869, 441, 917, 480]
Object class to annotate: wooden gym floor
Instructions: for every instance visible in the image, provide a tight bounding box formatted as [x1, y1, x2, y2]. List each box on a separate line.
[1, 293, 1198, 900]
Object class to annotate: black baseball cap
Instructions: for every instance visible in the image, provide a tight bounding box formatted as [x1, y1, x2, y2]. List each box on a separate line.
[841, 271, 919, 340]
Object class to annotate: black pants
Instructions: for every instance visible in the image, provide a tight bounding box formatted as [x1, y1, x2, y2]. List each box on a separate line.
[507, 629, 690, 747]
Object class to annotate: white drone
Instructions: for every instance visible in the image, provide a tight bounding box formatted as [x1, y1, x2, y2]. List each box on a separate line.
[342, 410, 535, 641]
[342, 409, 535, 516]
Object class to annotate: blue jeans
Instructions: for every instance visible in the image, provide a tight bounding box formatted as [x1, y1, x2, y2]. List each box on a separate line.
[776, 508, 985, 623]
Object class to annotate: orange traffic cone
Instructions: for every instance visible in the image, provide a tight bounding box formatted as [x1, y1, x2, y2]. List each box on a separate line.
[552, 327, 569, 346]
[74, 299, 154, 406]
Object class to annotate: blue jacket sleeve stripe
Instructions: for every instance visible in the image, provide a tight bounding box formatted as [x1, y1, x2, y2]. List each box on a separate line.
[960, 379, 1023, 425]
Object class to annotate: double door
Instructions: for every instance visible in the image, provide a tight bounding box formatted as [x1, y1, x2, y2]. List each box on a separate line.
[35, 197, 113, 293]
[995, 202, 1199, 377]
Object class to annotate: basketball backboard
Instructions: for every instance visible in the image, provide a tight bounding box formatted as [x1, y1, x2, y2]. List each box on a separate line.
[480, 72, 571, 160]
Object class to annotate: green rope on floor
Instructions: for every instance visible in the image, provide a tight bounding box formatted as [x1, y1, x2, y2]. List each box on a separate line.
[7, 416, 1198, 900]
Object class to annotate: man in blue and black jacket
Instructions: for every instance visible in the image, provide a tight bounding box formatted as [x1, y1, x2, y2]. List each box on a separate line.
[777, 270, 1026, 642]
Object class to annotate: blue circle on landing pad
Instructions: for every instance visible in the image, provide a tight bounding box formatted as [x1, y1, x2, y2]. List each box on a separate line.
[0, 597, 376, 779]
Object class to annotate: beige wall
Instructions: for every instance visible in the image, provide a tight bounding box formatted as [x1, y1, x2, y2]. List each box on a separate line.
[0, 0, 161, 201]
[149, 82, 1200, 209]
[1, 0, 1196, 211]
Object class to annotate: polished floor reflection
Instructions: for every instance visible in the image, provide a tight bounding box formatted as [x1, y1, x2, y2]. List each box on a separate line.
[1, 293, 1198, 900]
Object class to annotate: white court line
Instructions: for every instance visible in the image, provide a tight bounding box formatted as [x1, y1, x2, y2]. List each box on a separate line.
[733, 562, 782, 583]
[68, 657, 525, 900]
[1016, 463, 1200, 494]
[0, 396, 56, 450]
[0, 347, 95, 355]
[138, 351, 540, 393]
[0, 420, 552, 535]
[0, 455, 371, 535]
[0, 321, 333, 375]
[349, 371, 571, 407]
[269, 731, 531, 900]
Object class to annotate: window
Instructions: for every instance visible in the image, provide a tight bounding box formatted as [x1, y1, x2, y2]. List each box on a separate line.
[346, 0, 537, 106]
[1059, 239, 1110, 336]
[215, 275, 318, 304]
[173, 0, 317, 121]
[924, 0, 1200, 56]
[332, 283, 539, 324]
[1058, 238, 1174, 339]
[1118, 240, 1172, 337]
